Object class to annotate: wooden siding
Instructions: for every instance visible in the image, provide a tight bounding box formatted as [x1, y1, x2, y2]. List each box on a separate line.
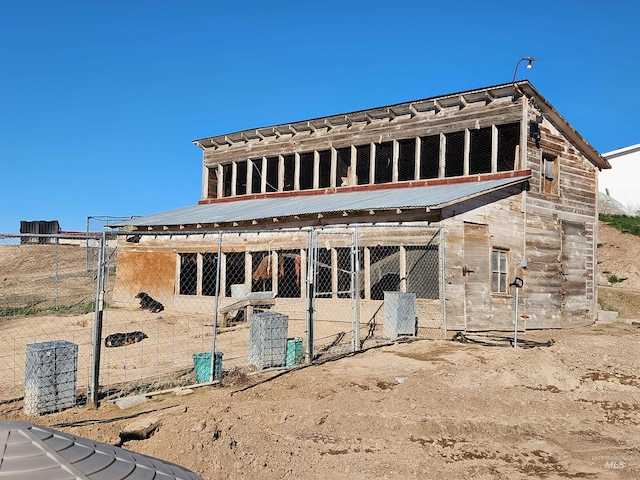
[203, 102, 523, 166]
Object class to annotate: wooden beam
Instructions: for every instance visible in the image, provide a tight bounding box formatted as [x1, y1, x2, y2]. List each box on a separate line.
[345, 115, 353, 128]
[255, 129, 265, 141]
[439, 133, 446, 178]
[369, 142, 376, 185]
[224, 135, 234, 145]
[294, 152, 301, 191]
[387, 107, 397, 120]
[330, 147, 337, 188]
[392, 139, 399, 182]
[278, 154, 284, 191]
[463, 128, 470, 176]
[491, 124, 498, 173]
[409, 104, 418, 117]
[414, 136, 421, 180]
[313, 150, 320, 189]
[307, 121, 317, 133]
[231, 161, 237, 196]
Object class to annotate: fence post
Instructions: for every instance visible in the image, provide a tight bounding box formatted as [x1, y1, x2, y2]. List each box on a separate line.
[440, 226, 447, 339]
[55, 236, 60, 310]
[210, 233, 222, 382]
[305, 229, 315, 363]
[90, 232, 106, 408]
[353, 228, 361, 352]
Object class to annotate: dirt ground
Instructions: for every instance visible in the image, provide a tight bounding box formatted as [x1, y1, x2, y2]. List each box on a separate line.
[2, 223, 640, 479]
[2, 324, 639, 479]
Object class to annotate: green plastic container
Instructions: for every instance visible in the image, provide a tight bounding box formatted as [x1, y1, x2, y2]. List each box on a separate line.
[192, 352, 223, 382]
[286, 338, 303, 367]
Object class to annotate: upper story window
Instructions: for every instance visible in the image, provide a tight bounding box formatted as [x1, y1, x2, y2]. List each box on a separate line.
[541, 153, 559, 196]
[205, 122, 521, 199]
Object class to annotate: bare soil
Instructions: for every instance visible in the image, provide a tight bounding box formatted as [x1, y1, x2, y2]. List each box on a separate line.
[3, 324, 640, 479]
[1, 223, 640, 479]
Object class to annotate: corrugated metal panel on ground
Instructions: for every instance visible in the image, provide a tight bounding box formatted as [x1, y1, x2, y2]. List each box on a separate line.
[0, 421, 203, 480]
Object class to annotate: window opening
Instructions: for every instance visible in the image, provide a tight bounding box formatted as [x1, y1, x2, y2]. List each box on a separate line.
[202, 253, 218, 296]
[469, 127, 492, 174]
[236, 161, 247, 195]
[398, 139, 416, 181]
[179, 253, 197, 296]
[497, 123, 520, 171]
[419, 135, 440, 179]
[250, 159, 262, 194]
[356, 145, 370, 185]
[207, 167, 218, 199]
[277, 250, 302, 298]
[251, 251, 273, 292]
[445, 131, 465, 177]
[265, 156, 279, 192]
[225, 252, 245, 297]
[491, 249, 509, 293]
[318, 150, 332, 188]
[283, 154, 295, 191]
[221, 164, 232, 197]
[299, 152, 314, 190]
[374, 142, 394, 184]
[336, 147, 351, 186]
[369, 246, 400, 300]
[541, 153, 559, 195]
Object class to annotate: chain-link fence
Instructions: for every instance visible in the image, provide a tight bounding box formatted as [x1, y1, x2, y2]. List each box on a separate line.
[0, 225, 444, 411]
[0, 233, 107, 408]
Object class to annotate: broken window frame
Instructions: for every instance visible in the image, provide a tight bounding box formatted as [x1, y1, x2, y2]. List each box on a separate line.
[541, 153, 559, 196]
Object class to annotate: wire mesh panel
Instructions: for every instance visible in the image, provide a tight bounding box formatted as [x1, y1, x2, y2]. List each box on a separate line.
[97, 233, 213, 400]
[0, 234, 98, 408]
[308, 228, 365, 361]
[24, 340, 78, 415]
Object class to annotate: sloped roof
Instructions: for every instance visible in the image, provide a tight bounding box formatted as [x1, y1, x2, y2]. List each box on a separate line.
[0, 421, 202, 480]
[194, 80, 609, 171]
[112, 174, 530, 229]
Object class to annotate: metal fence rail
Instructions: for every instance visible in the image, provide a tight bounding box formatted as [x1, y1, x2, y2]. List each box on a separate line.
[0, 225, 444, 410]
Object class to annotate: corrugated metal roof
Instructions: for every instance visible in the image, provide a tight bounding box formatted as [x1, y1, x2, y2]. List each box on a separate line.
[112, 175, 530, 228]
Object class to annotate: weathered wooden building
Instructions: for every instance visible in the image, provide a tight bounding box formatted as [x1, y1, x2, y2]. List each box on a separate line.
[112, 81, 610, 331]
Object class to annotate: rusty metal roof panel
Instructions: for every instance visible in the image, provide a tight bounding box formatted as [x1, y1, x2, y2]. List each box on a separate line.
[111, 175, 529, 228]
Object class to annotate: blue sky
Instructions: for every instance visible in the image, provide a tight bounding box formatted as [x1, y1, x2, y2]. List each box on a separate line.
[1, 0, 638, 233]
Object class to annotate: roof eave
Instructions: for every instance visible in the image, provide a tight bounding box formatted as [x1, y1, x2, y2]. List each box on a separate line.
[517, 81, 611, 170]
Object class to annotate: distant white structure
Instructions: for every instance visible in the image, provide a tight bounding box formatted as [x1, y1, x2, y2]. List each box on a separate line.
[599, 143, 640, 214]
